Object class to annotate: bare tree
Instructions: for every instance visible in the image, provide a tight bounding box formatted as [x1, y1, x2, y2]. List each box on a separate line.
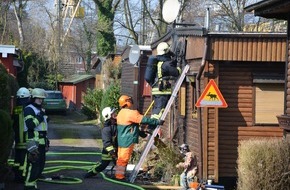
[0, 1, 12, 44]
[209, 0, 247, 31]
[12, 0, 29, 48]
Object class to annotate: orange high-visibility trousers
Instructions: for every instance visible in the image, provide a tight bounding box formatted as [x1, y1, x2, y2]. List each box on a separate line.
[115, 144, 135, 179]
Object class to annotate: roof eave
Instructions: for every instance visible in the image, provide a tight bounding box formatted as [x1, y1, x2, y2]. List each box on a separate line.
[245, 0, 290, 20]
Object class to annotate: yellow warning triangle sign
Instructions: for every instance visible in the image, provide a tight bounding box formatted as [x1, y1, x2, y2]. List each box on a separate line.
[195, 79, 228, 108]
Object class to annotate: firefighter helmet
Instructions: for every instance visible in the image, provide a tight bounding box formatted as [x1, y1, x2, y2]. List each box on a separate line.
[157, 42, 170, 55]
[17, 87, 31, 98]
[31, 88, 47, 99]
[102, 107, 116, 121]
[118, 95, 133, 108]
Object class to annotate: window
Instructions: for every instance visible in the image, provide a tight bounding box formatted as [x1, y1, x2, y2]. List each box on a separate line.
[76, 56, 83, 64]
[254, 74, 284, 124]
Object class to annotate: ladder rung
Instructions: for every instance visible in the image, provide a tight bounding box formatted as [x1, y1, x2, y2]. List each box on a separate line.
[129, 65, 190, 183]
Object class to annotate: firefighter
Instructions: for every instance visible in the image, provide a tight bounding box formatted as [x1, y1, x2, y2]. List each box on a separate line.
[84, 107, 118, 178]
[23, 88, 49, 190]
[12, 87, 31, 182]
[114, 95, 164, 181]
[148, 42, 181, 131]
[176, 144, 198, 190]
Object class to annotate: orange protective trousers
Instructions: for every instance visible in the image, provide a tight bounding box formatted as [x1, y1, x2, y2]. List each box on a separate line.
[115, 144, 135, 179]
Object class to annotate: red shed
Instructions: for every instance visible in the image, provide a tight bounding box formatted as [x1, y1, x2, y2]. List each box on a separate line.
[0, 45, 24, 77]
[58, 74, 95, 110]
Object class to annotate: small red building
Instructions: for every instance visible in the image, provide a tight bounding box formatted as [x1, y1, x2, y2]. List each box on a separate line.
[58, 74, 95, 110]
[0, 45, 24, 77]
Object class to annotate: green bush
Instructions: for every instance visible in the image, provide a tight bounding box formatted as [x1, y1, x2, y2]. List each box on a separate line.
[82, 88, 104, 120]
[100, 81, 120, 124]
[0, 109, 14, 182]
[0, 64, 18, 112]
[237, 138, 290, 190]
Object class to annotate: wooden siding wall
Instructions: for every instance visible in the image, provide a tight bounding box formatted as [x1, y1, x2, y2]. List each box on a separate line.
[216, 61, 284, 178]
[287, 40, 290, 115]
[185, 82, 199, 158]
[208, 35, 286, 62]
[186, 37, 205, 60]
[120, 62, 138, 109]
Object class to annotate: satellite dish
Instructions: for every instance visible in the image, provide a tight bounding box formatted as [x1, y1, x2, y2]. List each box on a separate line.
[162, 0, 180, 23]
[129, 45, 141, 65]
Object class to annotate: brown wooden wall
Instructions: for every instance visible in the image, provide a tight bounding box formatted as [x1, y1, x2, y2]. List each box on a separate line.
[120, 51, 152, 113]
[120, 62, 138, 109]
[208, 33, 286, 62]
[286, 40, 290, 115]
[210, 61, 284, 179]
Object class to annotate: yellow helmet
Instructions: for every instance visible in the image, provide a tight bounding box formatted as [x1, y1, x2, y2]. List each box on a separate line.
[157, 42, 170, 55]
[118, 95, 133, 108]
[31, 88, 46, 99]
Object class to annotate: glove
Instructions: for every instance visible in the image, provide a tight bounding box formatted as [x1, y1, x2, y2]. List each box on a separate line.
[109, 150, 117, 159]
[158, 81, 164, 91]
[157, 119, 165, 125]
[139, 131, 147, 138]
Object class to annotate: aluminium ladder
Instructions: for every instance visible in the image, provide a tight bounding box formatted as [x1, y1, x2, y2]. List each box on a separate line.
[129, 64, 190, 183]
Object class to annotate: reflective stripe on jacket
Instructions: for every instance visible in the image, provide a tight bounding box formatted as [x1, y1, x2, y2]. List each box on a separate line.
[24, 104, 48, 132]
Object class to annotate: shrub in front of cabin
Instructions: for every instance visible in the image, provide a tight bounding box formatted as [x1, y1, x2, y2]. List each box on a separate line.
[0, 109, 14, 182]
[100, 81, 120, 125]
[0, 64, 18, 112]
[237, 139, 290, 190]
[82, 88, 104, 120]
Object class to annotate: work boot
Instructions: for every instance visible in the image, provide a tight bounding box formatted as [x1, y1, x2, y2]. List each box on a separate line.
[84, 171, 96, 178]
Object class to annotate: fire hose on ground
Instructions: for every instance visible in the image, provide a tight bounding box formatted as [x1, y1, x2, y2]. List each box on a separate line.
[9, 151, 145, 190]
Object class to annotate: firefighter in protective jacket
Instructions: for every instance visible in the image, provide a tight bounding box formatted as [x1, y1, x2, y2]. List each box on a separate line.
[12, 87, 31, 182]
[114, 95, 164, 180]
[84, 107, 118, 178]
[148, 42, 181, 130]
[23, 88, 49, 190]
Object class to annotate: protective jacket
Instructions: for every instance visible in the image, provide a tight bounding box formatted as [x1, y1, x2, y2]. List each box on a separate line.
[151, 54, 180, 95]
[102, 119, 118, 160]
[23, 103, 48, 190]
[12, 98, 30, 182]
[117, 108, 160, 147]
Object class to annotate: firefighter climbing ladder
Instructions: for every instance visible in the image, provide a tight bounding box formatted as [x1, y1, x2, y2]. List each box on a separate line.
[129, 64, 190, 183]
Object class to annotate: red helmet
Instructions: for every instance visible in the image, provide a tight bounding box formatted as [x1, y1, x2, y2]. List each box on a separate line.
[118, 95, 133, 108]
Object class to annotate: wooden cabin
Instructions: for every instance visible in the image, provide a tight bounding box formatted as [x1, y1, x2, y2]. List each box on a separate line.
[120, 27, 286, 189]
[152, 29, 286, 186]
[0, 45, 24, 77]
[245, 0, 290, 138]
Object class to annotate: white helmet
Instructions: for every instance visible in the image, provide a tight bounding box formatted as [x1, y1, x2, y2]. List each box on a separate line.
[17, 87, 31, 98]
[31, 88, 47, 99]
[157, 42, 170, 55]
[102, 107, 116, 121]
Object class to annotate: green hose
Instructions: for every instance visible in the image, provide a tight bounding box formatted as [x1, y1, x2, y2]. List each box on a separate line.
[38, 151, 145, 189]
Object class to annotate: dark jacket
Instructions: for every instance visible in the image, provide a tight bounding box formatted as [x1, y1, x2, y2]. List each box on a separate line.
[102, 119, 117, 154]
